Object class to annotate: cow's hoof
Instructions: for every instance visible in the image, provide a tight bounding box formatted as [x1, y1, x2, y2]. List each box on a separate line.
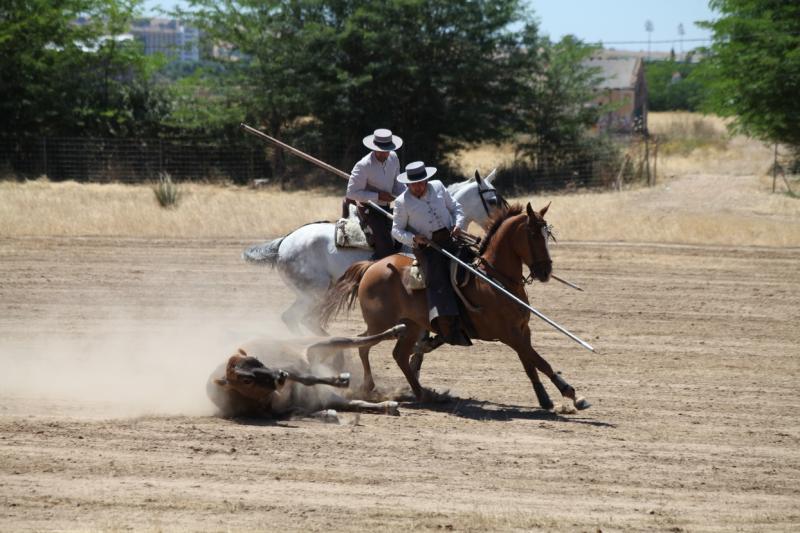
[385, 401, 399, 416]
[574, 397, 591, 411]
[314, 409, 340, 424]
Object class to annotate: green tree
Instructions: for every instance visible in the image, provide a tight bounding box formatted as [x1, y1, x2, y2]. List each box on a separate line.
[697, 0, 800, 146]
[0, 0, 167, 139]
[645, 59, 703, 111]
[182, 0, 535, 175]
[513, 34, 605, 178]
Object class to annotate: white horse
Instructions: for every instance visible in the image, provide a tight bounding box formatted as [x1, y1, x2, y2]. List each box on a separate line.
[244, 170, 506, 334]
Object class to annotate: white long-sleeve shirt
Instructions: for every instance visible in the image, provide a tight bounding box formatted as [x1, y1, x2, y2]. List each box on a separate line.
[346, 151, 405, 205]
[391, 180, 466, 247]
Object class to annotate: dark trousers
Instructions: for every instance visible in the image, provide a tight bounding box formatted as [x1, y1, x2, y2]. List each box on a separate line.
[358, 204, 397, 260]
[415, 229, 459, 324]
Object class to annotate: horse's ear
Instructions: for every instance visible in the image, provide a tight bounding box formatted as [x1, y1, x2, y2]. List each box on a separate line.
[539, 201, 551, 217]
[485, 168, 497, 184]
[474, 169, 483, 185]
[526, 202, 534, 218]
[214, 378, 229, 388]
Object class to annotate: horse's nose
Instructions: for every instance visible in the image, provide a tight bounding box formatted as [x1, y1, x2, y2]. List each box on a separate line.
[534, 260, 552, 281]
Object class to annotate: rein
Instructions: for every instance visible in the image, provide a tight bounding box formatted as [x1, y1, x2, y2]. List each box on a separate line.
[469, 214, 552, 288]
[478, 187, 509, 219]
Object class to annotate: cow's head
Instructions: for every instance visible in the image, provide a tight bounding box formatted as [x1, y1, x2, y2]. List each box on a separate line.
[214, 349, 288, 402]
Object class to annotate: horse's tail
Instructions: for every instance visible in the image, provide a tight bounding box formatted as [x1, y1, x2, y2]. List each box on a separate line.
[242, 236, 285, 267]
[317, 260, 374, 328]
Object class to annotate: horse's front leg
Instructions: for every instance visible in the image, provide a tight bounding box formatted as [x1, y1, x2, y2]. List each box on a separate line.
[508, 330, 590, 411]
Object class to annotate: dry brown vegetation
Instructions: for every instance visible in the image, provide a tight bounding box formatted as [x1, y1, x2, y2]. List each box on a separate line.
[3, 114, 797, 246]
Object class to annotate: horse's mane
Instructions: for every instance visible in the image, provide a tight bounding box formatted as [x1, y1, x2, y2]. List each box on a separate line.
[478, 203, 524, 255]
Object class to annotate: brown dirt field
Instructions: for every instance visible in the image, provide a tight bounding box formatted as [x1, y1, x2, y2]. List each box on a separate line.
[2, 228, 799, 531]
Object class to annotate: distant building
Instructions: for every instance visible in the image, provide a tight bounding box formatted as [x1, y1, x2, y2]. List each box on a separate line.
[584, 56, 648, 134]
[130, 18, 199, 62]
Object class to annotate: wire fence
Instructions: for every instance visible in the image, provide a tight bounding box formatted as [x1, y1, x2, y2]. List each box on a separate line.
[0, 137, 269, 185]
[0, 133, 659, 191]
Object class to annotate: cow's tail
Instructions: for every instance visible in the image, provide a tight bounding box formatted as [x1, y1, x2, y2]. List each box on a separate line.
[242, 236, 285, 267]
[317, 260, 374, 328]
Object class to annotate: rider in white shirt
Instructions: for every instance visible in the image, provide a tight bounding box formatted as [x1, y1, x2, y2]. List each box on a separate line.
[346, 128, 405, 259]
[391, 161, 471, 346]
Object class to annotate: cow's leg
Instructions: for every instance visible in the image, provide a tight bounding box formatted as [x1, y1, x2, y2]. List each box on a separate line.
[304, 325, 406, 355]
[325, 395, 399, 416]
[304, 325, 407, 392]
[284, 370, 350, 388]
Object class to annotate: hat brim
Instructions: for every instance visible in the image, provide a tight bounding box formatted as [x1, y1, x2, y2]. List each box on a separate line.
[363, 134, 403, 152]
[397, 167, 437, 184]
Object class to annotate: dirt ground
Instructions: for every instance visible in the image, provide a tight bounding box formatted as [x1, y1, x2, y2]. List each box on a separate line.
[1, 217, 799, 532]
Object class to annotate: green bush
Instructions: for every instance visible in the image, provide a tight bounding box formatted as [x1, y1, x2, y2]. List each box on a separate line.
[153, 172, 181, 208]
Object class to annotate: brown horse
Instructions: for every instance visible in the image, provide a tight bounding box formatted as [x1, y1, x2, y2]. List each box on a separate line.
[319, 202, 589, 411]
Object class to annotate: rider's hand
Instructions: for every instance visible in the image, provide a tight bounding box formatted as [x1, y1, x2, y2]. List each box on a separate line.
[413, 234, 429, 246]
[451, 226, 463, 238]
[378, 191, 394, 202]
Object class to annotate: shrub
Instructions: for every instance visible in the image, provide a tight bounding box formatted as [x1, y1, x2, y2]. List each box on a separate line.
[153, 172, 181, 208]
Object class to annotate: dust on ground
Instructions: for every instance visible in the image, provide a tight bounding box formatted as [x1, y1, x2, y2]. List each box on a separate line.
[1, 172, 799, 531]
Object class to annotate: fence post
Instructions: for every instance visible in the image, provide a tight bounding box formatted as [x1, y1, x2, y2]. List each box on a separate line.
[644, 132, 651, 186]
[652, 138, 659, 186]
[159, 139, 164, 175]
[615, 154, 629, 192]
[42, 137, 47, 178]
[773, 143, 778, 193]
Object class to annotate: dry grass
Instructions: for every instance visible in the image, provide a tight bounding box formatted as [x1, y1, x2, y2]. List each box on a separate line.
[2, 112, 797, 247]
[447, 141, 519, 177]
[2, 173, 798, 247]
[0, 179, 341, 239]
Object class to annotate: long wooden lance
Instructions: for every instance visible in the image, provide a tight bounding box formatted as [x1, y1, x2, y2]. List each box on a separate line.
[241, 123, 595, 351]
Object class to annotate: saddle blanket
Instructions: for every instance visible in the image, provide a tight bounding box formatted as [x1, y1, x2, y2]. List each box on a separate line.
[334, 217, 372, 250]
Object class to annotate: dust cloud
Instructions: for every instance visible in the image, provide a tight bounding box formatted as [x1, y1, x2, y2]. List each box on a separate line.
[0, 307, 347, 419]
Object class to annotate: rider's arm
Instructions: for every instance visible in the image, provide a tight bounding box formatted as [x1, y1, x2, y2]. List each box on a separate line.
[389, 154, 407, 198]
[391, 196, 415, 247]
[346, 159, 379, 203]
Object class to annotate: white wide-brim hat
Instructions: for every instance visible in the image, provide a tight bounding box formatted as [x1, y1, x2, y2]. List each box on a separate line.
[397, 161, 437, 184]
[363, 128, 403, 152]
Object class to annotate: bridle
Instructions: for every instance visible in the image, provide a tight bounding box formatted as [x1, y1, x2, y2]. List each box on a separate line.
[521, 215, 555, 285]
[474, 213, 555, 287]
[477, 183, 510, 220]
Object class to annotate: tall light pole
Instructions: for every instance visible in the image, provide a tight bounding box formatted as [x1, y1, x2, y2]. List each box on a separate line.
[678, 23, 685, 58]
[645, 19, 654, 60]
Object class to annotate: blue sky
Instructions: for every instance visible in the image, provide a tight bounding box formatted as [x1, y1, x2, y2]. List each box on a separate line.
[143, 0, 717, 52]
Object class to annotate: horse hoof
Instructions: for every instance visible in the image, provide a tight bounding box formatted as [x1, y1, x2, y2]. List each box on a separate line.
[337, 372, 351, 387]
[574, 397, 591, 411]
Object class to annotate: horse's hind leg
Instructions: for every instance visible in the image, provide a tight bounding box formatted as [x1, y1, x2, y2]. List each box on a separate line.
[391, 323, 427, 400]
[281, 298, 306, 335]
[358, 344, 376, 393]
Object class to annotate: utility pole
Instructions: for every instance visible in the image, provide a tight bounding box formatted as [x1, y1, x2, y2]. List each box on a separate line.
[645, 20, 654, 60]
[678, 23, 685, 58]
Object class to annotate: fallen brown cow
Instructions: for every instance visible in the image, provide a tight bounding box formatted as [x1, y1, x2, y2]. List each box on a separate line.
[207, 325, 405, 420]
